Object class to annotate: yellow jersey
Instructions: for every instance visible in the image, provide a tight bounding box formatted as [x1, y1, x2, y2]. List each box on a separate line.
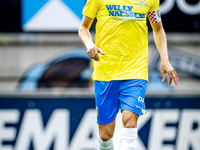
[83, 0, 159, 81]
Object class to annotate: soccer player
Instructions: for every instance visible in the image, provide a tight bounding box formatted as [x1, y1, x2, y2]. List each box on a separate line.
[79, 0, 179, 149]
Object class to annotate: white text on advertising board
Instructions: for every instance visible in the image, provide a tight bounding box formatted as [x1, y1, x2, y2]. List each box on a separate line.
[0, 109, 199, 150]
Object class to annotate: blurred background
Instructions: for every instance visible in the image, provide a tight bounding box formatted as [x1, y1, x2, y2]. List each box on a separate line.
[0, 0, 199, 150]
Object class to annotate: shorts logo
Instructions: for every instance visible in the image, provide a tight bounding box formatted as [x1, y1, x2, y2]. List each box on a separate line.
[139, 0, 146, 3]
[96, 107, 98, 116]
[138, 96, 144, 103]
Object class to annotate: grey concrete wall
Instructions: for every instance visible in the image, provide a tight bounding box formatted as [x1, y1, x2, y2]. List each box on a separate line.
[0, 33, 199, 91]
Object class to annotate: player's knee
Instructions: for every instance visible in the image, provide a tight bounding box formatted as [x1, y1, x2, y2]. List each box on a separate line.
[123, 116, 138, 128]
[100, 133, 113, 141]
[99, 129, 114, 141]
[123, 121, 137, 128]
[99, 120, 115, 141]
[122, 110, 139, 128]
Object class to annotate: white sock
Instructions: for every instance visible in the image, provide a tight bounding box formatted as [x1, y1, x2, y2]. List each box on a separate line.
[99, 136, 114, 150]
[119, 128, 138, 150]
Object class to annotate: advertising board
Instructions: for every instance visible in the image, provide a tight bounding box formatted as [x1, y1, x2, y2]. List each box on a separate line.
[21, 0, 200, 32]
[0, 0, 199, 32]
[0, 95, 199, 150]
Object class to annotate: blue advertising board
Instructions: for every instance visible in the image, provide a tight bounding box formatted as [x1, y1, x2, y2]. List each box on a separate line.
[21, 0, 86, 31]
[0, 95, 200, 150]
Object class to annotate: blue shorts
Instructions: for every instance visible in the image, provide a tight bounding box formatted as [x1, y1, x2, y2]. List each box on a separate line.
[94, 79, 147, 125]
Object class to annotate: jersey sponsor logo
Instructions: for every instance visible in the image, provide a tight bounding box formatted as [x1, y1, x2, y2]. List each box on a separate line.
[106, 5, 146, 18]
[106, 5, 134, 17]
[139, 0, 146, 3]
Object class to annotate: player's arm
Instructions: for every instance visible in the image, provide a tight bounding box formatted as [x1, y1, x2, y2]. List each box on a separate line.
[78, 15, 105, 61]
[150, 20, 179, 86]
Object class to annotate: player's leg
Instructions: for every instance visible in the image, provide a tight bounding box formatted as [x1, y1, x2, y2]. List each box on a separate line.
[94, 80, 120, 150]
[122, 110, 139, 128]
[119, 110, 139, 150]
[98, 120, 115, 150]
[119, 79, 147, 150]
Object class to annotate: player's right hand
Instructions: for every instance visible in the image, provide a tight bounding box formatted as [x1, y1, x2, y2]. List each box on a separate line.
[86, 46, 105, 61]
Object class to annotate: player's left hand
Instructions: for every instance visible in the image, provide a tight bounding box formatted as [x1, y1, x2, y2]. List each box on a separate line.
[160, 57, 179, 86]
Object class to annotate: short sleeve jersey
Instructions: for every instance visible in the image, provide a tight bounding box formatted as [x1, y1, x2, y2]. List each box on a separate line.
[83, 0, 160, 81]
